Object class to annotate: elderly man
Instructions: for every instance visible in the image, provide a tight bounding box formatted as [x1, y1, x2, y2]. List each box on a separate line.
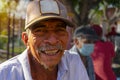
[0, 0, 89, 80]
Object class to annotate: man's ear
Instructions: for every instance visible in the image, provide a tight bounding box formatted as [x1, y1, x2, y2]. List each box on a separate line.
[74, 38, 79, 46]
[22, 32, 28, 46]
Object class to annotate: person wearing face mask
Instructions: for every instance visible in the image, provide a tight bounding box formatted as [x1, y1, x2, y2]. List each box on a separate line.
[69, 26, 98, 80]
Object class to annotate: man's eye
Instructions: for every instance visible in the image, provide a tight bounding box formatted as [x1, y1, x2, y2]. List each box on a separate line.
[32, 29, 47, 37]
[34, 29, 42, 32]
[33, 29, 47, 33]
[57, 24, 66, 29]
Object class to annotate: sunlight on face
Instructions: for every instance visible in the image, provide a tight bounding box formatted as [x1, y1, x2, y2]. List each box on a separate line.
[27, 19, 69, 70]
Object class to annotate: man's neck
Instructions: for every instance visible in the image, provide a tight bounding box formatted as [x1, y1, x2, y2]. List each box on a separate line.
[28, 53, 58, 80]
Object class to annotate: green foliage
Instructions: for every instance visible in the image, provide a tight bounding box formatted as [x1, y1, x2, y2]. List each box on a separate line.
[1, 29, 7, 35]
[0, 0, 7, 13]
[0, 35, 7, 49]
[106, 0, 120, 8]
[0, 12, 8, 22]
[71, 0, 79, 8]
[13, 45, 26, 54]
[89, 9, 103, 24]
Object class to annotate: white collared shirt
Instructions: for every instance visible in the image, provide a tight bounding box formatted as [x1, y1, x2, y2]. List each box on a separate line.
[0, 49, 89, 80]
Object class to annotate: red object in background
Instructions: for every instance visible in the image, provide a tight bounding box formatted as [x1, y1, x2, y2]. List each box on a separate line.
[91, 24, 103, 37]
[106, 27, 117, 37]
[91, 41, 116, 80]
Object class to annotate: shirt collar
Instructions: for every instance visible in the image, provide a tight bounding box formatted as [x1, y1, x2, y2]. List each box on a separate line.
[58, 50, 69, 71]
[18, 49, 69, 80]
[18, 49, 32, 80]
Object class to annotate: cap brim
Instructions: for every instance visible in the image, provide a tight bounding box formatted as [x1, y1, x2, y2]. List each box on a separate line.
[25, 16, 76, 29]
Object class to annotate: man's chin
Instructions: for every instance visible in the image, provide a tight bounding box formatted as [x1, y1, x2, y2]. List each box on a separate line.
[40, 62, 57, 71]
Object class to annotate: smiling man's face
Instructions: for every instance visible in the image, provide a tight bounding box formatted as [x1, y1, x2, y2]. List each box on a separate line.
[22, 19, 69, 70]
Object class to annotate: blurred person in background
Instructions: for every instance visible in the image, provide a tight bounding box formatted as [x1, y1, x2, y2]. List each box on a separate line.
[69, 26, 98, 80]
[91, 24, 116, 80]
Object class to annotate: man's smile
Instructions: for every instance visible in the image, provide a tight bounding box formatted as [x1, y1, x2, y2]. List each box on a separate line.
[39, 49, 61, 56]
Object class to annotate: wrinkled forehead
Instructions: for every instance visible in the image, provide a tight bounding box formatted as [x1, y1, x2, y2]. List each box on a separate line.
[29, 19, 67, 30]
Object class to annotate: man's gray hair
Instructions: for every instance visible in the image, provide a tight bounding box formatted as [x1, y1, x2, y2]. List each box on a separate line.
[26, 28, 30, 35]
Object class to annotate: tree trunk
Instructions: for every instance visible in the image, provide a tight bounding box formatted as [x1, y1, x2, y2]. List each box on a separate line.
[60, 0, 80, 26]
[60, 0, 101, 26]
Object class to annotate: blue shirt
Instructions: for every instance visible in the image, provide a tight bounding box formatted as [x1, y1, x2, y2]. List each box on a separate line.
[69, 45, 95, 80]
[0, 49, 89, 80]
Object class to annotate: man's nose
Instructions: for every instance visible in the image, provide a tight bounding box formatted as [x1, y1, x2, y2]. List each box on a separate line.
[44, 33, 59, 44]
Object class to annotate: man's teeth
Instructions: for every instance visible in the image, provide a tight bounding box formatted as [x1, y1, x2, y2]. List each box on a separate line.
[45, 50, 58, 55]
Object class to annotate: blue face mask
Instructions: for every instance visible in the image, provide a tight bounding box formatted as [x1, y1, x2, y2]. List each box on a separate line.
[78, 43, 94, 56]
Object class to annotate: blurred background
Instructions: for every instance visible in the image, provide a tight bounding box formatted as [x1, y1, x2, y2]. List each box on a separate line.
[0, 0, 120, 78]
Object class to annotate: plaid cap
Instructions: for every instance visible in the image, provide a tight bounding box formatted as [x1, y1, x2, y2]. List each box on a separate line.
[25, 0, 76, 30]
[73, 26, 98, 40]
